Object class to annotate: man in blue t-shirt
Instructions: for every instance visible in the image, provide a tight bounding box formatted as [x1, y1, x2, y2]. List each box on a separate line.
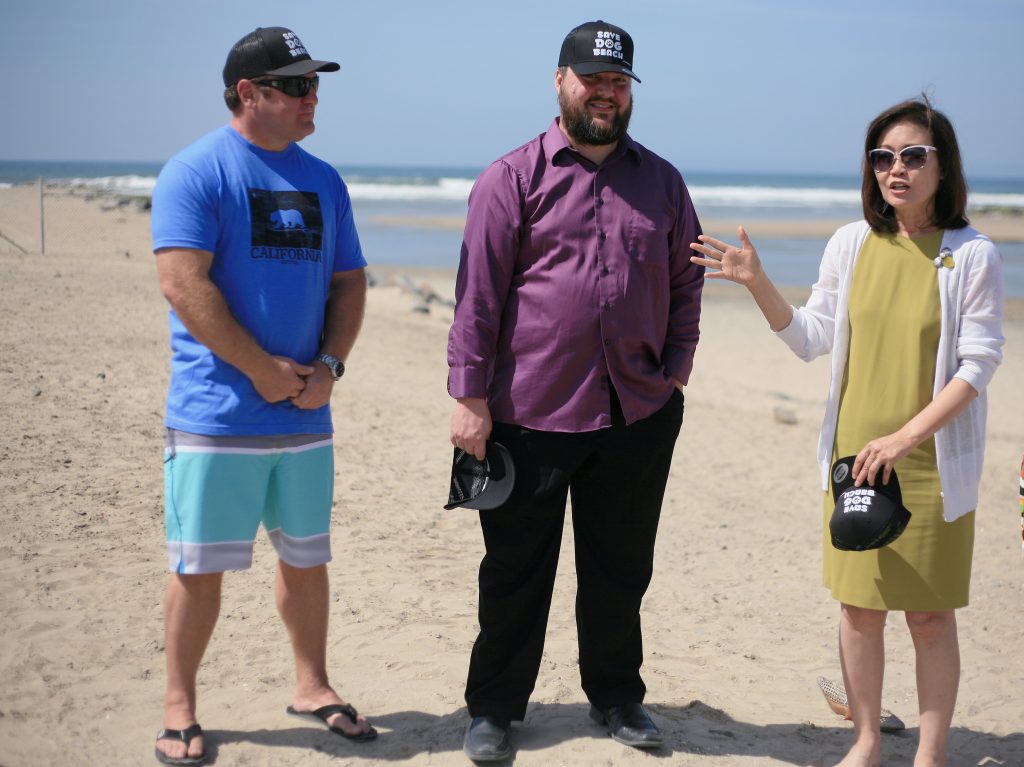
[151, 26, 374, 765]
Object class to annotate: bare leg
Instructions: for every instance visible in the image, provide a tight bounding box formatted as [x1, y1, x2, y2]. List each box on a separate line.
[905, 610, 958, 767]
[159, 572, 222, 762]
[276, 561, 372, 737]
[836, 603, 887, 767]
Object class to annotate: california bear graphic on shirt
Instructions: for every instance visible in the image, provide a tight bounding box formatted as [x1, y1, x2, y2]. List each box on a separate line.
[249, 188, 323, 253]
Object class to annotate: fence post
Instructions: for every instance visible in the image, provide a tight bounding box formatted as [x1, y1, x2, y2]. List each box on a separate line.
[39, 176, 46, 255]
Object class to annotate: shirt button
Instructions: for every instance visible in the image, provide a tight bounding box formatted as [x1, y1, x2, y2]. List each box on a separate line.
[604, 339, 611, 347]
[602, 302, 611, 310]
[598, 231, 607, 242]
[601, 266, 609, 276]
[596, 198, 604, 207]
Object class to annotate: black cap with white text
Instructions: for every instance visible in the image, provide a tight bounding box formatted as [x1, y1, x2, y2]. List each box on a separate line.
[558, 20, 640, 83]
[223, 27, 339, 88]
[828, 456, 912, 551]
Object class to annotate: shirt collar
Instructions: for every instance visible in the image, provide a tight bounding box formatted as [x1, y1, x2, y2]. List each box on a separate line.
[543, 118, 641, 167]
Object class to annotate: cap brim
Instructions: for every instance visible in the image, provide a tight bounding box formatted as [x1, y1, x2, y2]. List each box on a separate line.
[569, 62, 640, 83]
[264, 59, 340, 77]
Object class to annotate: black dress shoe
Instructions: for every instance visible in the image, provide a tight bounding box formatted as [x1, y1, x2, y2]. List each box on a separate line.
[589, 702, 663, 748]
[463, 715, 512, 762]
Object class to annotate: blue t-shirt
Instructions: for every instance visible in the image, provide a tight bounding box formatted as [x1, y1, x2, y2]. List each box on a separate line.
[151, 126, 366, 436]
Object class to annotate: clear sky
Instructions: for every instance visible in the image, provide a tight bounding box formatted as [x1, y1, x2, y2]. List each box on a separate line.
[5, 0, 1023, 178]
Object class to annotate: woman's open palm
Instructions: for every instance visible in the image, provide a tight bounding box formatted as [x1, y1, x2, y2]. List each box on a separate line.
[690, 226, 763, 287]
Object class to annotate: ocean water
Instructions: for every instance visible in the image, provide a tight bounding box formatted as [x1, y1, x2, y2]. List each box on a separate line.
[2, 160, 1022, 295]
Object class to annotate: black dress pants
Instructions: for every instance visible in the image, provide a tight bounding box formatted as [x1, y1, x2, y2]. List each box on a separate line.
[464, 389, 684, 721]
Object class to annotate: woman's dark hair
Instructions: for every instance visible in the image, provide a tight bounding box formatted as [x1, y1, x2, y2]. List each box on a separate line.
[861, 95, 969, 233]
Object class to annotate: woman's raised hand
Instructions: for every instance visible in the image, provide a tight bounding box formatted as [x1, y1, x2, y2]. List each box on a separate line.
[690, 226, 795, 332]
[690, 226, 763, 287]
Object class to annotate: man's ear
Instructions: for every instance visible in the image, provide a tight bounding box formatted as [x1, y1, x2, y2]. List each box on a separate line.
[236, 79, 258, 105]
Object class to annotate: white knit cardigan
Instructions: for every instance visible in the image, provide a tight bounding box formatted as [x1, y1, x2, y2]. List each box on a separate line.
[775, 221, 1005, 521]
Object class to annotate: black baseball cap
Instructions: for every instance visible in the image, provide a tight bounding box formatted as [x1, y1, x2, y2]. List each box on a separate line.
[223, 27, 340, 88]
[444, 441, 516, 511]
[558, 20, 640, 83]
[829, 456, 912, 551]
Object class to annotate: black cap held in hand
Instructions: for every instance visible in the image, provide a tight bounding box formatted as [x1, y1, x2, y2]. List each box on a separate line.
[445, 441, 516, 511]
[223, 27, 340, 87]
[558, 20, 640, 82]
[828, 456, 912, 551]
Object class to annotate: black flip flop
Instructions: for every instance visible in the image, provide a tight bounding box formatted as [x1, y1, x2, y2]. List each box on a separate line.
[286, 703, 378, 741]
[155, 723, 205, 765]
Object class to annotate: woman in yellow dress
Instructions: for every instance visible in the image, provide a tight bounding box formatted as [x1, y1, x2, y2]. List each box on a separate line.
[690, 97, 1005, 767]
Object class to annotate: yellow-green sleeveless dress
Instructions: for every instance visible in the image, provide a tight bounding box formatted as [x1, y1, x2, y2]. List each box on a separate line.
[823, 231, 975, 610]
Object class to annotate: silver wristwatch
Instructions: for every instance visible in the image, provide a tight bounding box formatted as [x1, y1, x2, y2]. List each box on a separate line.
[315, 353, 345, 380]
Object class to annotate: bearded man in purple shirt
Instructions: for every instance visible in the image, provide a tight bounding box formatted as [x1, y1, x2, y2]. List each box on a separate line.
[447, 20, 705, 761]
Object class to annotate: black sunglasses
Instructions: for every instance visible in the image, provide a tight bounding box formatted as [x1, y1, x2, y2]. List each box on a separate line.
[867, 145, 936, 173]
[251, 75, 320, 98]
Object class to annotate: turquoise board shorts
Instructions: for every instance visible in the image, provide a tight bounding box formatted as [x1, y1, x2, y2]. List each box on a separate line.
[164, 429, 334, 574]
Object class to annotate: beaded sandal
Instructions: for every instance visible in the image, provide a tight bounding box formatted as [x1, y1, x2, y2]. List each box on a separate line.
[816, 676, 905, 733]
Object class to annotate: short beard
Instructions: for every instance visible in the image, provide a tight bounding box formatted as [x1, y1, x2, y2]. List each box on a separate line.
[558, 88, 632, 146]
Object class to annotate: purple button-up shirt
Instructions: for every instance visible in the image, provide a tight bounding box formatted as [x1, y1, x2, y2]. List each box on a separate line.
[447, 119, 704, 432]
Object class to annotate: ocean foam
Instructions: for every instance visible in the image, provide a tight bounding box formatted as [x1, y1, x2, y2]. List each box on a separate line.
[65, 175, 158, 197]
[689, 185, 859, 208]
[30, 174, 1024, 212]
[345, 177, 475, 201]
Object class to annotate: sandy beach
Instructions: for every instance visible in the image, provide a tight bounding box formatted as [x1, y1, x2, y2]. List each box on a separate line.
[0, 187, 1021, 766]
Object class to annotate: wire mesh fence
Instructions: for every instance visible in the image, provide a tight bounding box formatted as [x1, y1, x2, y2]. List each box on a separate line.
[0, 181, 153, 257]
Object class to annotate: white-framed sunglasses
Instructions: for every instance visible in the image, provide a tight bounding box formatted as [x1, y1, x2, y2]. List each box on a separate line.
[868, 145, 937, 173]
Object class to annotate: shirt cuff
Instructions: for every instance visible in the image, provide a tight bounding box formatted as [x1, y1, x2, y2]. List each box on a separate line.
[953, 359, 995, 395]
[773, 307, 813, 358]
[663, 347, 695, 386]
[447, 366, 490, 400]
